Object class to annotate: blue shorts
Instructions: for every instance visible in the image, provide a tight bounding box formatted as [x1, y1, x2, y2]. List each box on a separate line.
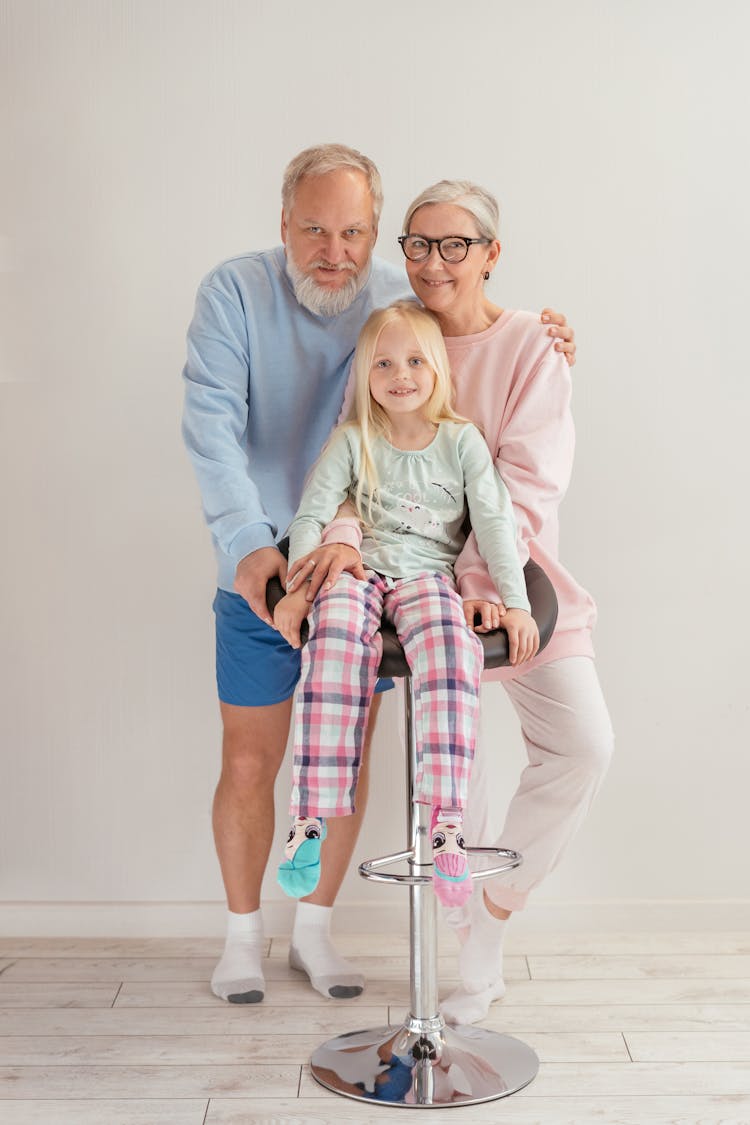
[213, 588, 394, 707]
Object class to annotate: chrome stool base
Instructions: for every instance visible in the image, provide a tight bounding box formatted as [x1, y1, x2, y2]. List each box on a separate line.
[311, 1021, 538, 1107]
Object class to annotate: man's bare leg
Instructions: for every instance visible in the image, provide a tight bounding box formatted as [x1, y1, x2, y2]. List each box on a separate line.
[289, 694, 381, 998]
[211, 693, 383, 1001]
[210, 698, 292, 1002]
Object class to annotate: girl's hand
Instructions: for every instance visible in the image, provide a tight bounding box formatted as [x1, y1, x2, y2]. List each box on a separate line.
[273, 588, 312, 649]
[502, 608, 540, 665]
[463, 598, 507, 633]
[286, 544, 367, 602]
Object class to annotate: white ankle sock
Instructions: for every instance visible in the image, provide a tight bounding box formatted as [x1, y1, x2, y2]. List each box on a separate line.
[290, 901, 364, 999]
[211, 909, 265, 1004]
[441, 892, 507, 1025]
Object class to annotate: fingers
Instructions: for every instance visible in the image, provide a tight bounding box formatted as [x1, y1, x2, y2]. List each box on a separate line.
[234, 548, 286, 626]
[273, 605, 303, 649]
[286, 559, 305, 590]
[285, 556, 325, 600]
[463, 600, 502, 633]
[277, 621, 300, 648]
[306, 558, 331, 601]
[507, 623, 519, 665]
[541, 309, 576, 367]
[541, 307, 567, 327]
[287, 625, 301, 649]
[477, 602, 501, 633]
[514, 624, 540, 665]
[247, 581, 275, 627]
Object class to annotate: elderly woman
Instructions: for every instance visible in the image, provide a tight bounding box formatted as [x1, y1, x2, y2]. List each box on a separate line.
[290, 180, 613, 1024]
[393, 181, 613, 1023]
[391, 180, 611, 1026]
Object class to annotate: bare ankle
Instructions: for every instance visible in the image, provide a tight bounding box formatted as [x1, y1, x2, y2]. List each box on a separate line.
[483, 889, 512, 920]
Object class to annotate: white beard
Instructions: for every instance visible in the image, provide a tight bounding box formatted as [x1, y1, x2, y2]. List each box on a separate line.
[285, 249, 368, 317]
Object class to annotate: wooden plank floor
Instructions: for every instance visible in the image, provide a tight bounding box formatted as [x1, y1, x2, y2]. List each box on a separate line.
[0, 931, 749, 1123]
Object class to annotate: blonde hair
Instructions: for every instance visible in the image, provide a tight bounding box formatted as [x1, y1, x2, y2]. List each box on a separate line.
[403, 179, 500, 242]
[344, 301, 465, 520]
[282, 143, 383, 223]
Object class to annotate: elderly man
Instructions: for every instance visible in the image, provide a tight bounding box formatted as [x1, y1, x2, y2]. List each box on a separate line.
[182, 143, 575, 1005]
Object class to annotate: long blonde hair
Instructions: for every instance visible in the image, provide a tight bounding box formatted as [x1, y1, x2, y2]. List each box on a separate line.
[345, 300, 465, 520]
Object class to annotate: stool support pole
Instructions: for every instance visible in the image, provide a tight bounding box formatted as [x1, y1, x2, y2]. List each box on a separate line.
[405, 679, 439, 1024]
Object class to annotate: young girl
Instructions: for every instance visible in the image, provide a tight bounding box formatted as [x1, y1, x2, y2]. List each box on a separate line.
[273, 301, 538, 908]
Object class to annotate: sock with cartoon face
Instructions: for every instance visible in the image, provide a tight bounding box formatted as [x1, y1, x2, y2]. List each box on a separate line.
[277, 816, 326, 898]
[431, 806, 472, 907]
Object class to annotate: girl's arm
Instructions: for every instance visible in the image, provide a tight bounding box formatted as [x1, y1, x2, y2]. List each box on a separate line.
[274, 585, 313, 649]
[460, 426, 530, 613]
[287, 428, 358, 568]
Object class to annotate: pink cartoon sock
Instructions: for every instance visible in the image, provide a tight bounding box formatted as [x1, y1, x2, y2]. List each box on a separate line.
[431, 806, 472, 908]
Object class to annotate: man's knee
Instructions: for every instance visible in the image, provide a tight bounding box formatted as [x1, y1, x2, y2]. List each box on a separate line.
[219, 703, 291, 790]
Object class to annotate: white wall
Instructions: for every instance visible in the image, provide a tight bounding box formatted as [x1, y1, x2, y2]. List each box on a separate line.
[2, 0, 748, 934]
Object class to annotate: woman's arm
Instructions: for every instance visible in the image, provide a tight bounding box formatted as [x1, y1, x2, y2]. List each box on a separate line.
[455, 342, 574, 599]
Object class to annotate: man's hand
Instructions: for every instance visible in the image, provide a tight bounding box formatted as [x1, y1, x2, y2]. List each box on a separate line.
[286, 544, 367, 602]
[463, 598, 506, 633]
[502, 608, 540, 666]
[541, 308, 576, 367]
[274, 587, 312, 649]
[233, 547, 287, 626]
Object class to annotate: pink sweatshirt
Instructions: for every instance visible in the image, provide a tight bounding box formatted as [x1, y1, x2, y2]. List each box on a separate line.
[446, 309, 596, 681]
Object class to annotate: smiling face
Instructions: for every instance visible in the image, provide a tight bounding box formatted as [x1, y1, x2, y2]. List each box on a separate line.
[368, 319, 437, 421]
[281, 168, 378, 315]
[404, 203, 500, 328]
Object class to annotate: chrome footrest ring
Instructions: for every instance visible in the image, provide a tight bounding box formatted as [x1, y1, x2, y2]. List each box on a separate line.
[359, 845, 522, 885]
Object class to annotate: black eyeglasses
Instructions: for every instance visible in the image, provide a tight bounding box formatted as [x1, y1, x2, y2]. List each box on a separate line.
[398, 234, 491, 263]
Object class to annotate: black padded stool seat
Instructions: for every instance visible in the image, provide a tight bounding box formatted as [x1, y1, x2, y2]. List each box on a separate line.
[266, 543, 558, 1108]
[377, 555, 557, 677]
[266, 542, 557, 680]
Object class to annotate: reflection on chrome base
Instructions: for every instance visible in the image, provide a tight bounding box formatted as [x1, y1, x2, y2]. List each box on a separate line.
[311, 1020, 539, 1107]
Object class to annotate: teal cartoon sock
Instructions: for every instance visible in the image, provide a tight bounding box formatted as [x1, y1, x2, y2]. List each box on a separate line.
[277, 816, 327, 898]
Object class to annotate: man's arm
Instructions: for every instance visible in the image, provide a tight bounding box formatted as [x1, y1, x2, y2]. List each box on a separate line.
[183, 280, 290, 623]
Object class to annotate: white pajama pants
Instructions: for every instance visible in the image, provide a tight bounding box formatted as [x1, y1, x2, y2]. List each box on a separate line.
[462, 656, 614, 912]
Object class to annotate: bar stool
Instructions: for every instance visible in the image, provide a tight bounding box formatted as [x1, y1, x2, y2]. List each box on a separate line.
[267, 549, 558, 1108]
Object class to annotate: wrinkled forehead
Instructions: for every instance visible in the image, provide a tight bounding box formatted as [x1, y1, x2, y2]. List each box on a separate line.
[407, 202, 480, 236]
[288, 168, 376, 220]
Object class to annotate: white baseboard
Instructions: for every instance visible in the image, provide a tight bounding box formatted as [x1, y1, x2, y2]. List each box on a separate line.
[1, 898, 749, 937]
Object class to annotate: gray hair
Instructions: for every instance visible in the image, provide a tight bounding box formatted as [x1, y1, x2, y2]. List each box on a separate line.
[282, 143, 384, 223]
[402, 179, 500, 241]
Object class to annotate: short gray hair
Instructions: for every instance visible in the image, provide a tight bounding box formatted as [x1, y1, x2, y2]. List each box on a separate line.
[282, 143, 384, 224]
[403, 179, 500, 241]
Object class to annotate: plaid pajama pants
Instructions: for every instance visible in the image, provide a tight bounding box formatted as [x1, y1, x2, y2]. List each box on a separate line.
[290, 571, 484, 817]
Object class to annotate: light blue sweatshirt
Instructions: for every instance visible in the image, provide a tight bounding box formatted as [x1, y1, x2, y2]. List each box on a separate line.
[182, 247, 410, 590]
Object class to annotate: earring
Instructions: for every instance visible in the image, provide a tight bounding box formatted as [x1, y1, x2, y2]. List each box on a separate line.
[483, 271, 490, 280]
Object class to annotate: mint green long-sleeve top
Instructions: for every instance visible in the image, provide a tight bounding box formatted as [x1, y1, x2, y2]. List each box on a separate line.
[288, 421, 530, 612]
